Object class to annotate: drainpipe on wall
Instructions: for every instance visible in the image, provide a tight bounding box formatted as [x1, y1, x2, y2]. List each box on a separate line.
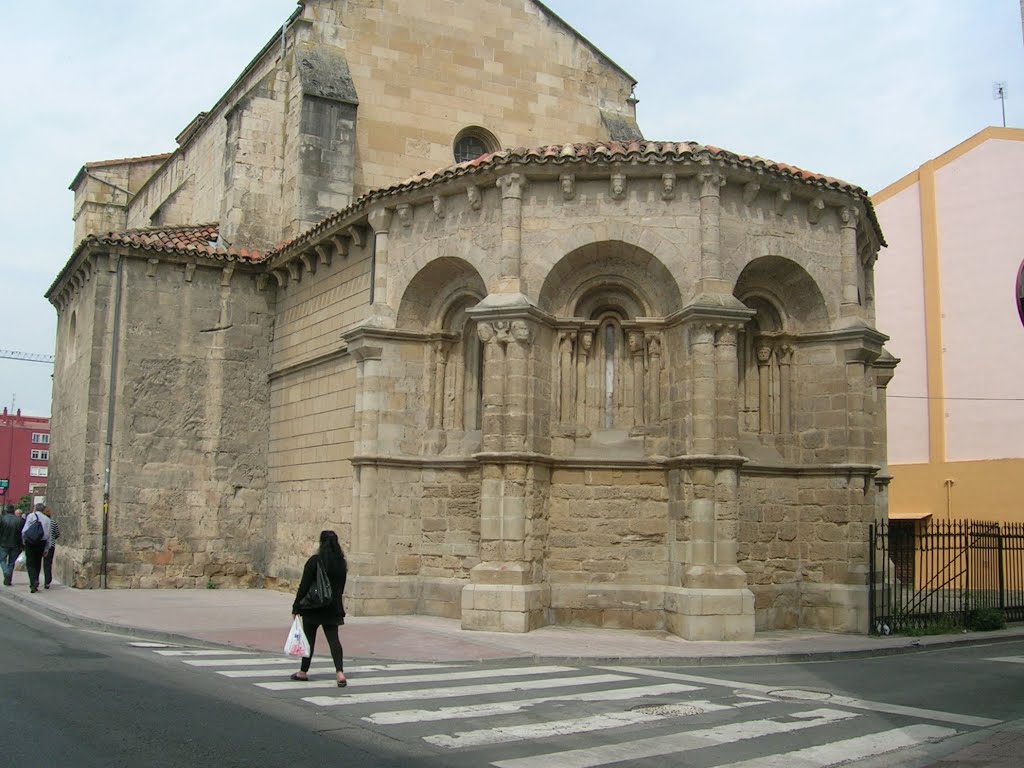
[101, 255, 125, 588]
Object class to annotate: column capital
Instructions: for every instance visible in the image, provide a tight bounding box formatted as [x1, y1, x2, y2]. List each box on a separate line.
[367, 208, 393, 233]
[497, 172, 526, 200]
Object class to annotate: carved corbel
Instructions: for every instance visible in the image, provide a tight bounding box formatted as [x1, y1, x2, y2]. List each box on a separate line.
[299, 251, 316, 275]
[286, 260, 302, 283]
[271, 268, 288, 289]
[146, 258, 159, 278]
[314, 243, 332, 268]
[397, 203, 413, 227]
[610, 172, 626, 200]
[466, 185, 482, 210]
[743, 181, 761, 206]
[661, 173, 676, 200]
[839, 205, 859, 229]
[184, 262, 196, 283]
[774, 187, 791, 216]
[807, 197, 825, 224]
[560, 173, 575, 200]
[256, 274, 271, 291]
[220, 265, 234, 287]
[330, 235, 349, 260]
[432, 195, 445, 219]
[106, 253, 119, 272]
[346, 225, 366, 247]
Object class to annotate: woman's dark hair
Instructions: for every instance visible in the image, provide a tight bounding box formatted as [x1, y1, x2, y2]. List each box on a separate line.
[318, 530, 346, 574]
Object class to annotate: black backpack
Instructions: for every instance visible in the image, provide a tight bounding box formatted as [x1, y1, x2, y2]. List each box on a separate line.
[23, 515, 45, 547]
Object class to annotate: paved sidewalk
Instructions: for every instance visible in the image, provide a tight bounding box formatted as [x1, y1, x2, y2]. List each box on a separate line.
[2, 569, 1022, 664]
[3, 571, 1023, 766]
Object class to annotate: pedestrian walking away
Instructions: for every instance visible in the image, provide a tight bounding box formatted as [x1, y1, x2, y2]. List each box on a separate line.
[20, 503, 51, 593]
[0, 504, 25, 586]
[42, 506, 60, 589]
[289, 530, 348, 687]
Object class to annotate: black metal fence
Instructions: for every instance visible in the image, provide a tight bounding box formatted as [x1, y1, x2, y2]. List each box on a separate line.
[869, 519, 1024, 634]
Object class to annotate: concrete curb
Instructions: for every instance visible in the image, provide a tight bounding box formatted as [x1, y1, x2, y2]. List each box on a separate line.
[3, 586, 1023, 666]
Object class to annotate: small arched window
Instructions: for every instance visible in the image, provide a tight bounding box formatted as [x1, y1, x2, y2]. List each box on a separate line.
[453, 126, 499, 164]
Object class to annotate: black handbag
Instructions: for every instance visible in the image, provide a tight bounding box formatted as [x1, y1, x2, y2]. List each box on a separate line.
[297, 558, 333, 611]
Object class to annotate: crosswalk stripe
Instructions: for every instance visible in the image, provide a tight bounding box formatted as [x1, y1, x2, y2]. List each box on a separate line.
[986, 656, 1024, 664]
[601, 667, 1002, 728]
[425, 700, 735, 749]
[304, 673, 634, 707]
[218, 662, 452, 679]
[258, 665, 575, 691]
[184, 657, 302, 667]
[491, 707, 859, 768]
[156, 649, 251, 657]
[710, 724, 958, 768]
[364, 683, 706, 725]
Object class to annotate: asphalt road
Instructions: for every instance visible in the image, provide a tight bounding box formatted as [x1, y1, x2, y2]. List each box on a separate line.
[4, 597, 1021, 767]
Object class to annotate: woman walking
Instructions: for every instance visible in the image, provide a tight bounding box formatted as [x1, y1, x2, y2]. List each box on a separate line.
[290, 530, 348, 686]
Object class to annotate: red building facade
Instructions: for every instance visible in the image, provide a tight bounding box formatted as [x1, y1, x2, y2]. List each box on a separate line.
[0, 408, 49, 507]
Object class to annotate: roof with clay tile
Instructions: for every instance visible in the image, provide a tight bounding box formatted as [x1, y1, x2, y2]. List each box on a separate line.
[271, 140, 884, 258]
[82, 223, 263, 262]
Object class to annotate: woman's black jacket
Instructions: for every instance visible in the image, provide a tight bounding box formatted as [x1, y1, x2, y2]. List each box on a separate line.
[291, 554, 347, 624]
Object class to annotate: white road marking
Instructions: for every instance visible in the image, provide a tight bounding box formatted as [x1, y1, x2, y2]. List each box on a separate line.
[363, 683, 705, 725]
[711, 724, 959, 768]
[130, 642, 171, 648]
[184, 657, 303, 667]
[218, 662, 452, 679]
[258, 665, 575, 691]
[490, 707, 859, 768]
[600, 667, 1003, 728]
[986, 656, 1024, 664]
[304, 673, 634, 707]
[155, 649, 252, 657]
[426, 701, 734, 749]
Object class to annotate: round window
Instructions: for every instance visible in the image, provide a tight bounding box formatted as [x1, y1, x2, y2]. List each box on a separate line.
[453, 127, 498, 164]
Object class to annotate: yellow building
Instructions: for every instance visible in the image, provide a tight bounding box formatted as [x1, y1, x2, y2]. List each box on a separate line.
[873, 126, 1024, 526]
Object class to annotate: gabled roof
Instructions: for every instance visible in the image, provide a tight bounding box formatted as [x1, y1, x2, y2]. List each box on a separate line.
[69, 153, 174, 191]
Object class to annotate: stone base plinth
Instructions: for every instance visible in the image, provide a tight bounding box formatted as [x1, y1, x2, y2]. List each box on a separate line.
[800, 583, 870, 633]
[461, 583, 549, 632]
[347, 575, 465, 618]
[664, 586, 755, 640]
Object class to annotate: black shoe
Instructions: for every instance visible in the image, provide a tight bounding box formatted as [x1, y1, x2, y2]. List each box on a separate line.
[2, 579, 10, 586]
[44, 584, 50, 589]
[29, 586, 37, 593]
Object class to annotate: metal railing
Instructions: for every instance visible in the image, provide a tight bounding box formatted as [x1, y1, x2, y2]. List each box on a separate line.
[869, 519, 1024, 634]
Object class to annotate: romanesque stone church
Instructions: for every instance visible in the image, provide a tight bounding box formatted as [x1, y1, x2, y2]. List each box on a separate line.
[46, 0, 894, 640]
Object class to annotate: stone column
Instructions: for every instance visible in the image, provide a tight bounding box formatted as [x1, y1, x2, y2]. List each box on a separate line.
[367, 207, 395, 324]
[714, 325, 739, 455]
[477, 322, 506, 453]
[690, 324, 716, 454]
[558, 332, 574, 423]
[431, 342, 449, 430]
[350, 344, 383, 569]
[496, 173, 526, 294]
[778, 345, 794, 434]
[647, 335, 662, 424]
[504, 321, 532, 452]
[699, 171, 726, 293]
[756, 344, 773, 434]
[575, 330, 592, 429]
[629, 330, 646, 427]
[839, 206, 861, 320]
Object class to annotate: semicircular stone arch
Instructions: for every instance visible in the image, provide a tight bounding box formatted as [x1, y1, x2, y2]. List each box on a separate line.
[734, 255, 830, 333]
[396, 256, 487, 332]
[537, 241, 683, 318]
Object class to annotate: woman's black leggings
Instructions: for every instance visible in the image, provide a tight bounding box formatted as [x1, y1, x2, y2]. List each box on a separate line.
[300, 617, 344, 673]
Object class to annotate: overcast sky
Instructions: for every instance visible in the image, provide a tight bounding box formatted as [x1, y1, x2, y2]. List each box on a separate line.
[2, 0, 1022, 417]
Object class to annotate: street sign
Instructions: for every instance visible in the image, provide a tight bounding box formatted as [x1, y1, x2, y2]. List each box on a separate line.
[0, 479, 8, 488]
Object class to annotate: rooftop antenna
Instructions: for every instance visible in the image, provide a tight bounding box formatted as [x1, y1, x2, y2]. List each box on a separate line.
[993, 82, 1008, 127]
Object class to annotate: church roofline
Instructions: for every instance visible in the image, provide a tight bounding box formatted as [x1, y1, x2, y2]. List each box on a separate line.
[270, 140, 885, 259]
[529, 1, 637, 86]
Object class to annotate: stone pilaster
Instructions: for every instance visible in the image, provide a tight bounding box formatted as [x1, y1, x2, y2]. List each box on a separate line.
[698, 170, 728, 295]
[497, 173, 526, 294]
[367, 207, 395, 325]
[839, 206, 862, 321]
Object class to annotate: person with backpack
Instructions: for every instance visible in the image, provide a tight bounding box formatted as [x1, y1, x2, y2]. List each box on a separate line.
[288, 530, 348, 687]
[21, 503, 51, 593]
[42, 506, 60, 589]
[0, 504, 24, 586]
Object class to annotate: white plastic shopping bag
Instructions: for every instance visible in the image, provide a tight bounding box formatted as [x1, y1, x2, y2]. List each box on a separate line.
[284, 616, 310, 658]
[14, 551, 26, 571]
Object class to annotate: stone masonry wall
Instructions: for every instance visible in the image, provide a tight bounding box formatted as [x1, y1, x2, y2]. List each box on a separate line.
[102, 258, 273, 588]
[738, 473, 875, 631]
[49, 262, 114, 587]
